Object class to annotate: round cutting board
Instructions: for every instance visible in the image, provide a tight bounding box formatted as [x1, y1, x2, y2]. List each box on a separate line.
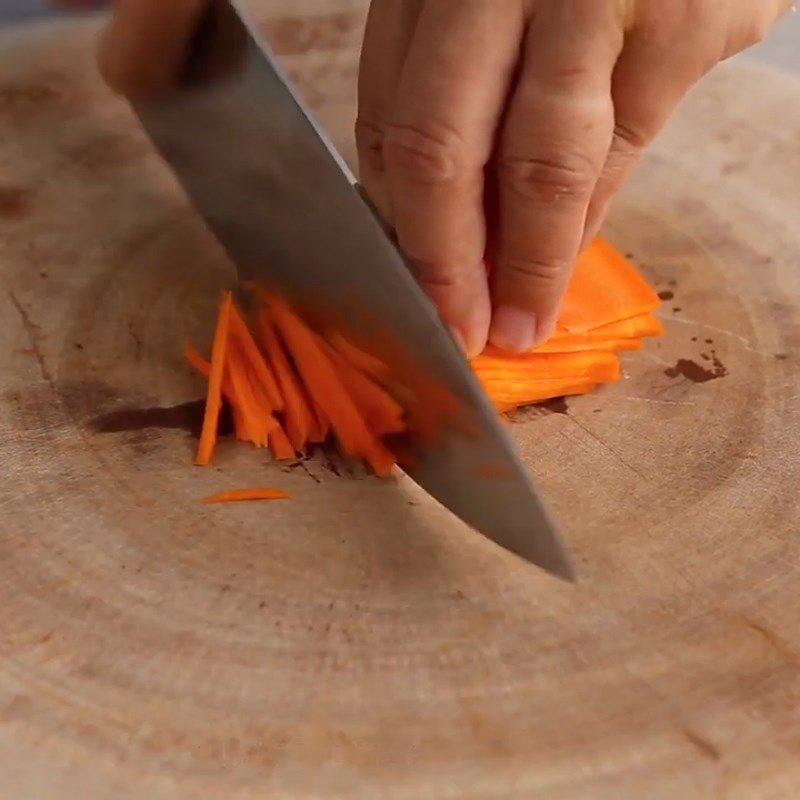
[1, 7, 799, 800]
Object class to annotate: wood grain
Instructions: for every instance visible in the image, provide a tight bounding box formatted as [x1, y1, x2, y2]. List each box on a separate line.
[0, 7, 799, 799]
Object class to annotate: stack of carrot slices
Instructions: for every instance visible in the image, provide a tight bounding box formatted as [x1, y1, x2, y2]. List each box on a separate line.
[188, 238, 662, 481]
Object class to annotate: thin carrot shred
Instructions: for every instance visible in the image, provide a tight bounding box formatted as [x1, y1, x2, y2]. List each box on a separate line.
[257, 310, 314, 451]
[268, 422, 297, 461]
[196, 291, 232, 466]
[202, 488, 290, 504]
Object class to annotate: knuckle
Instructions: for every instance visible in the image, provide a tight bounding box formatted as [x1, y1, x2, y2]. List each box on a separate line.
[354, 117, 386, 172]
[501, 255, 570, 287]
[500, 153, 599, 204]
[612, 121, 650, 153]
[383, 123, 470, 186]
[409, 257, 467, 290]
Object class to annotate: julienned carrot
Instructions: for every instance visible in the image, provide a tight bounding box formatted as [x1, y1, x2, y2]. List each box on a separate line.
[269, 300, 396, 476]
[229, 302, 284, 410]
[196, 291, 232, 466]
[257, 310, 314, 451]
[203, 488, 290, 504]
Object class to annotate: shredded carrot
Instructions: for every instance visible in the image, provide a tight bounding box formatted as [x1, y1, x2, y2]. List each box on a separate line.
[185, 237, 664, 478]
[202, 488, 290, 504]
[196, 291, 232, 466]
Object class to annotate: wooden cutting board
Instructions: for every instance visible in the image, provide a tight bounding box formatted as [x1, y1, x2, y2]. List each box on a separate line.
[1, 6, 799, 799]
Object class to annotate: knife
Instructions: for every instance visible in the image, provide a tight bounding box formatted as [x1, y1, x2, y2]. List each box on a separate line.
[131, 0, 573, 580]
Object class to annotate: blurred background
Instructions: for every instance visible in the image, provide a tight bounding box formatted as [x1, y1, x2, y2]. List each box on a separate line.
[1, 0, 799, 73]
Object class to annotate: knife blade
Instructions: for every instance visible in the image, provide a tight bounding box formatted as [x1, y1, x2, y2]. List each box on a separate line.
[131, 0, 573, 580]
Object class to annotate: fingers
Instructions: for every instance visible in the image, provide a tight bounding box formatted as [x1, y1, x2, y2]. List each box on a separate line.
[489, 1, 623, 351]
[356, 0, 424, 221]
[98, 0, 208, 96]
[582, 0, 793, 250]
[384, 0, 524, 356]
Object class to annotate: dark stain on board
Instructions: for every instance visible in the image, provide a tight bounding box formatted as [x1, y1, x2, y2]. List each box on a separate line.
[0, 186, 31, 220]
[89, 399, 220, 438]
[657, 290, 674, 301]
[665, 355, 728, 384]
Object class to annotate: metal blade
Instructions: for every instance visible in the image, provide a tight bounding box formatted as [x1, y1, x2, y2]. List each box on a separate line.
[132, 0, 573, 579]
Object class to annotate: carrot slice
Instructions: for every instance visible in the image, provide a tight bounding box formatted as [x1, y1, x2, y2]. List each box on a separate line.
[257, 310, 314, 451]
[202, 488, 290, 504]
[559, 239, 661, 333]
[229, 301, 284, 410]
[196, 291, 232, 466]
[268, 422, 297, 461]
[270, 300, 396, 476]
[533, 336, 643, 354]
[584, 313, 665, 339]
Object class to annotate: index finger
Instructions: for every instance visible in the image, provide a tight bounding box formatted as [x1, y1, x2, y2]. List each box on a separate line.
[490, 1, 624, 352]
[383, 0, 524, 357]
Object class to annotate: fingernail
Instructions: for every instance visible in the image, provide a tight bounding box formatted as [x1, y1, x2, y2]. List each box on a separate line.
[489, 306, 537, 353]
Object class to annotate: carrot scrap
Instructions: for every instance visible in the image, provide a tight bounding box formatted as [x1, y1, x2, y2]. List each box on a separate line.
[202, 488, 290, 504]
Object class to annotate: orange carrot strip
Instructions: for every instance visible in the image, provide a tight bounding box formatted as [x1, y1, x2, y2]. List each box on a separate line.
[270, 300, 396, 476]
[268, 422, 297, 461]
[202, 488, 290, 504]
[185, 342, 240, 402]
[196, 291, 232, 466]
[229, 302, 284, 410]
[257, 310, 314, 451]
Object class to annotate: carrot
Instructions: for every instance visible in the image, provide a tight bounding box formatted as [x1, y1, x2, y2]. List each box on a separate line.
[257, 310, 314, 451]
[225, 340, 279, 447]
[269, 299, 396, 476]
[196, 291, 232, 466]
[229, 301, 284, 410]
[202, 488, 290, 504]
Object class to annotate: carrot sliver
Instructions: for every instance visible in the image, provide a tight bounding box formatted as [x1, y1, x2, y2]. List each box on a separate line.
[257, 310, 315, 451]
[268, 422, 297, 461]
[202, 488, 290, 504]
[196, 291, 233, 466]
[229, 302, 284, 410]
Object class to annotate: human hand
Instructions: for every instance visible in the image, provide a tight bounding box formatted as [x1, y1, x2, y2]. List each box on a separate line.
[358, 0, 791, 355]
